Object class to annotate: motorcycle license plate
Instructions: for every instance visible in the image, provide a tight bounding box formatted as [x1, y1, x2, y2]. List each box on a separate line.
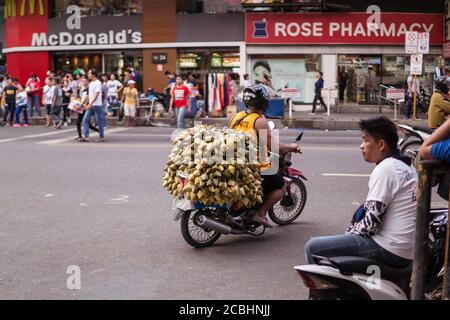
[172, 198, 195, 211]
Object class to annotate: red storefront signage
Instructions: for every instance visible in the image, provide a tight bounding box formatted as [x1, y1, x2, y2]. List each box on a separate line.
[246, 13, 444, 45]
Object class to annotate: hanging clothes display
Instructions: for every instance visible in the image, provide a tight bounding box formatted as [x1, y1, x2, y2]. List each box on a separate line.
[204, 73, 232, 117]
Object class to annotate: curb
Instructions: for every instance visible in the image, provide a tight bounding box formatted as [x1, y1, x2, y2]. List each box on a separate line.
[24, 116, 428, 131]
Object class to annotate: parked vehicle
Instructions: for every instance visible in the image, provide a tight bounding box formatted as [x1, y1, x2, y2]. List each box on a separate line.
[398, 124, 433, 163]
[294, 208, 448, 300]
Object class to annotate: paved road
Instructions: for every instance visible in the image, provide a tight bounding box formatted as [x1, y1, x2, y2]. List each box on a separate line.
[0, 125, 445, 300]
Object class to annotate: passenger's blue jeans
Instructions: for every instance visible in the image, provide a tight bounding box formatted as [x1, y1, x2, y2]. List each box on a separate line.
[15, 104, 29, 124]
[175, 106, 187, 129]
[305, 234, 411, 268]
[83, 105, 105, 139]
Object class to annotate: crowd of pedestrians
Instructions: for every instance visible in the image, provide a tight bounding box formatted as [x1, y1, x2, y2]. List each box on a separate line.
[0, 68, 147, 142]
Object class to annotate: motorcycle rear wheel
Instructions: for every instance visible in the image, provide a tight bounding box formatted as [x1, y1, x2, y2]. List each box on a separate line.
[269, 178, 307, 225]
[180, 210, 221, 248]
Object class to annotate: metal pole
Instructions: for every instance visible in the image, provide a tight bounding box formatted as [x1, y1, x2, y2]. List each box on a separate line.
[327, 88, 331, 117]
[289, 98, 293, 119]
[413, 75, 417, 121]
[394, 100, 397, 120]
[411, 162, 433, 300]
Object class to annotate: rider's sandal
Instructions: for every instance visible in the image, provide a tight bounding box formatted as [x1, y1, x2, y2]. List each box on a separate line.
[251, 217, 274, 229]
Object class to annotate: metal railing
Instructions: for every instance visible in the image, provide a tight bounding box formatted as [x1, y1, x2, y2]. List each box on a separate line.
[411, 160, 450, 300]
[378, 84, 405, 120]
[323, 83, 338, 117]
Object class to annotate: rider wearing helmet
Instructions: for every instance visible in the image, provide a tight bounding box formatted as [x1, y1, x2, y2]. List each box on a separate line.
[428, 76, 450, 129]
[229, 84, 301, 227]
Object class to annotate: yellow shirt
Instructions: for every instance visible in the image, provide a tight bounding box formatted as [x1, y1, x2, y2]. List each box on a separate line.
[230, 111, 270, 169]
[124, 87, 138, 107]
[428, 92, 450, 129]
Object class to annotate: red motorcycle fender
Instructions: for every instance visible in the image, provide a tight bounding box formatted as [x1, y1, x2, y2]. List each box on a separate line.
[288, 168, 308, 181]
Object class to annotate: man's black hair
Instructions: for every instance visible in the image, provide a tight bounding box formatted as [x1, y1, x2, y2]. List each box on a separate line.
[318, 71, 323, 77]
[165, 71, 172, 76]
[253, 60, 271, 73]
[89, 69, 98, 78]
[359, 117, 399, 151]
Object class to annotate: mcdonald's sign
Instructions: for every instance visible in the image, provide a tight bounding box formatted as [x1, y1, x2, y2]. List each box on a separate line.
[4, 0, 45, 19]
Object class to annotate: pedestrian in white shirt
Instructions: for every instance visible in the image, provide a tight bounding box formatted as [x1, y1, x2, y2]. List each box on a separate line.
[42, 77, 54, 127]
[80, 69, 105, 142]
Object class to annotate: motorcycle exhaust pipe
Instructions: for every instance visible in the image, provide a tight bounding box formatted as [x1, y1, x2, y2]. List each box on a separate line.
[197, 215, 244, 235]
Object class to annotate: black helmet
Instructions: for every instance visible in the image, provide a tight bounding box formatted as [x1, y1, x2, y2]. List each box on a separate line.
[434, 76, 450, 95]
[243, 84, 270, 112]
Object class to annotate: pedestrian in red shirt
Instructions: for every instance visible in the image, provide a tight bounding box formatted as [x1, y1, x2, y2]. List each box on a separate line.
[26, 74, 41, 117]
[169, 75, 190, 129]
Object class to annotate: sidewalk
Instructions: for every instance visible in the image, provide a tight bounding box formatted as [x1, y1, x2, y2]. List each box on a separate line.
[23, 104, 428, 131]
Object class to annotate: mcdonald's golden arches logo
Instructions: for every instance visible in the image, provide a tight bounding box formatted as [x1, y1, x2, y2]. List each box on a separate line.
[4, 0, 45, 19]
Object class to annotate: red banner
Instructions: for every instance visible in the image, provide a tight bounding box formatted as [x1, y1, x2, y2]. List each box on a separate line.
[246, 13, 444, 45]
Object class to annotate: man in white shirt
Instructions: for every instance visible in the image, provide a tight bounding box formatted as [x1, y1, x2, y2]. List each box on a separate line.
[81, 69, 105, 142]
[305, 117, 417, 268]
[405, 74, 421, 119]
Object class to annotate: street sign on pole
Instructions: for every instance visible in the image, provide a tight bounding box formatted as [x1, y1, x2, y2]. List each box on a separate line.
[405, 31, 418, 54]
[410, 54, 423, 75]
[418, 32, 430, 54]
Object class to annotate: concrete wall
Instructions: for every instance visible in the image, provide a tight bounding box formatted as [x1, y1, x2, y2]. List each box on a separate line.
[176, 13, 245, 42]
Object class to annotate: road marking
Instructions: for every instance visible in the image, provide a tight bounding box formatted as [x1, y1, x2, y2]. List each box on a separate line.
[302, 146, 359, 151]
[0, 129, 77, 143]
[323, 173, 370, 178]
[107, 195, 130, 205]
[37, 128, 129, 145]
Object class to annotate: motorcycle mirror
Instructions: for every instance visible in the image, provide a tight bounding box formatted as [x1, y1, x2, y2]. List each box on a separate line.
[296, 132, 304, 142]
[268, 121, 276, 131]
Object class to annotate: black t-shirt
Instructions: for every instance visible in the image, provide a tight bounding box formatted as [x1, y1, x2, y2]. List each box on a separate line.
[63, 87, 73, 105]
[4, 85, 18, 104]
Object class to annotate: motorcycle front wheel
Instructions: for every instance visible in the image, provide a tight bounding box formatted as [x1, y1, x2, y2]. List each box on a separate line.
[180, 210, 221, 248]
[269, 178, 307, 225]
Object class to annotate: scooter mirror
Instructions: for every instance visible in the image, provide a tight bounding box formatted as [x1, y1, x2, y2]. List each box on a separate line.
[268, 121, 276, 131]
[296, 132, 304, 142]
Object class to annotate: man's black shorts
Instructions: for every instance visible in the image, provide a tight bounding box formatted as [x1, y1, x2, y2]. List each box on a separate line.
[262, 173, 285, 194]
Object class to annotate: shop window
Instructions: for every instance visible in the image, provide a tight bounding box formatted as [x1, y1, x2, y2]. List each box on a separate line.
[177, 49, 241, 91]
[52, 0, 143, 18]
[382, 55, 440, 93]
[338, 55, 382, 104]
[251, 55, 321, 103]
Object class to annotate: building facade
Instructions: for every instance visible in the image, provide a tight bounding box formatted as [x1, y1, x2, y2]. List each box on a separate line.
[0, 0, 446, 105]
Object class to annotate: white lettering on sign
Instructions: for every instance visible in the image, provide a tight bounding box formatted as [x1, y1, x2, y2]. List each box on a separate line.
[32, 33, 47, 46]
[275, 23, 286, 37]
[275, 22, 324, 37]
[31, 30, 143, 47]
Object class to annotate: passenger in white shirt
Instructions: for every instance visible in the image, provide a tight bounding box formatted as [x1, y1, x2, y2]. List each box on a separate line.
[305, 117, 417, 268]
